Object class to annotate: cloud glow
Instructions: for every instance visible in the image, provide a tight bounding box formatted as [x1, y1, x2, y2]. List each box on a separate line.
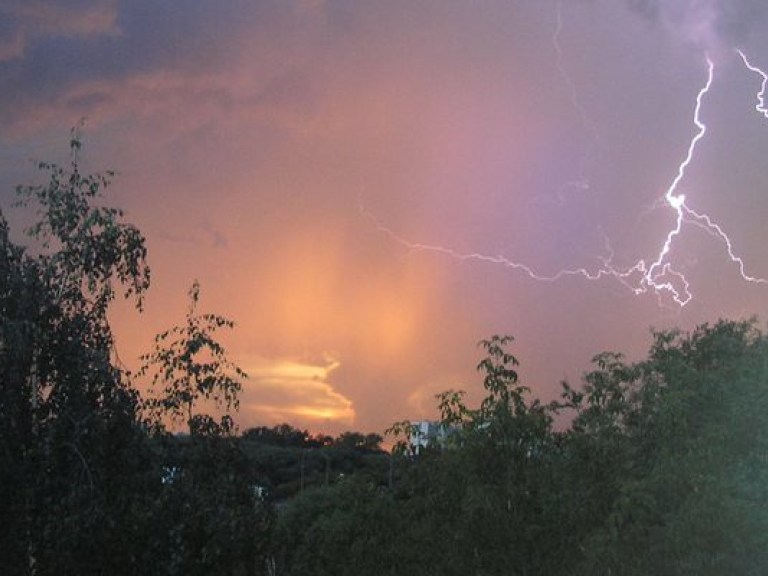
[2, 0, 768, 434]
[240, 355, 355, 427]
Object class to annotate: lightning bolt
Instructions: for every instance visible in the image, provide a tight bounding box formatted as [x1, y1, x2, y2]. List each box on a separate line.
[738, 49, 768, 119]
[362, 41, 768, 306]
[551, 1, 598, 199]
[359, 197, 613, 284]
[635, 57, 714, 306]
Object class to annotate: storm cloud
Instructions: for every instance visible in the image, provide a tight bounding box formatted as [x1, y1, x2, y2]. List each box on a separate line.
[2, 0, 768, 434]
[623, 0, 768, 45]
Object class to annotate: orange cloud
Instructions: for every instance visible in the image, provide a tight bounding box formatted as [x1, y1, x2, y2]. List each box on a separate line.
[238, 354, 355, 429]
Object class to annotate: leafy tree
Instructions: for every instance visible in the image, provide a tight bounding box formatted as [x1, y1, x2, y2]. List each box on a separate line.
[333, 431, 383, 452]
[243, 423, 310, 447]
[144, 433, 272, 576]
[14, 130, 150, 314]
[384, 419, 419, 455]
[1, 133, 270, 575]
[273, 477, 403, 576]
[449, 336, 556, 574]
[566, 320, 768, 574]
[139, 280, 246, 435]
[0, 131, 153, 574]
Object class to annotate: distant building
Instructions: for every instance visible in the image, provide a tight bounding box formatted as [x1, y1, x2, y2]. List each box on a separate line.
[252, 484, 268, 501]
[408, 420, 451, 455]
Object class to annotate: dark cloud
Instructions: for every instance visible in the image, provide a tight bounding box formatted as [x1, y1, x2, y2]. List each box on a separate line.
[0, 0, 118, 59]
[623, 0, 767, 44]
[0, 14, 25, 62]
[0, 0, 325, 133]
[625, 0, 660, 20]
[716, 0, 768, 43]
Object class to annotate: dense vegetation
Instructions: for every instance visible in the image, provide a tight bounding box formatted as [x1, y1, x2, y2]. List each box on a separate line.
[273, 327, 768, 575]
[2, 138, 768, 574]
[0, 136, 266, 575]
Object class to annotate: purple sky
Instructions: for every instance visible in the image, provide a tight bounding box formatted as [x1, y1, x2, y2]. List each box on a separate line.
[2, 0, 768, 435]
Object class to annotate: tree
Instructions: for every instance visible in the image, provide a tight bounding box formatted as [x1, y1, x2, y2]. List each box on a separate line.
[242, 423, 310, 447]
[144, 432, 273, 576]
[139, 280, 246, 435]
[333, 431, 383, 452]
[565, 320, 768, 575]
[273, 477, 404, 576]
[1, 133, 271, 575]
[0, 130, 153, 574]
[449, 336, 556, 574]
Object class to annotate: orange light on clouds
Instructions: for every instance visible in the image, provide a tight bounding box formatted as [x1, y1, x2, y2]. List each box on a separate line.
[266, 230, 344, 344]
[6, 0, 768, 438]
[239, 355, 355, 429]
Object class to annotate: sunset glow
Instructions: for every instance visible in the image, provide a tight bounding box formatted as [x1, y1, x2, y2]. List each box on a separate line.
[2, 0, 768, 436]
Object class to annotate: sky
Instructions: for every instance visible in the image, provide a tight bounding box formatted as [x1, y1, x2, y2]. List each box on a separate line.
[2, 0, 768, 436]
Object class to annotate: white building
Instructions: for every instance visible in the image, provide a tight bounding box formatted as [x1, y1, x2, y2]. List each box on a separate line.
[408, 420, 451, 455]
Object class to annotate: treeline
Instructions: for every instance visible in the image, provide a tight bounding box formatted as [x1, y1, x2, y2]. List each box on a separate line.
[240, 425, 389, 500]
[3, 138, 768, 575]
[273, 325, 768, 575]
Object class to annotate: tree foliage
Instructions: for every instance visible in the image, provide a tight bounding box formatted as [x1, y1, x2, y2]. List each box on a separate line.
[274, 323, 768, 575]
[139, 279, 246, 435]
[14, 128, 150, 314]
[0, 134, 268, 575]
